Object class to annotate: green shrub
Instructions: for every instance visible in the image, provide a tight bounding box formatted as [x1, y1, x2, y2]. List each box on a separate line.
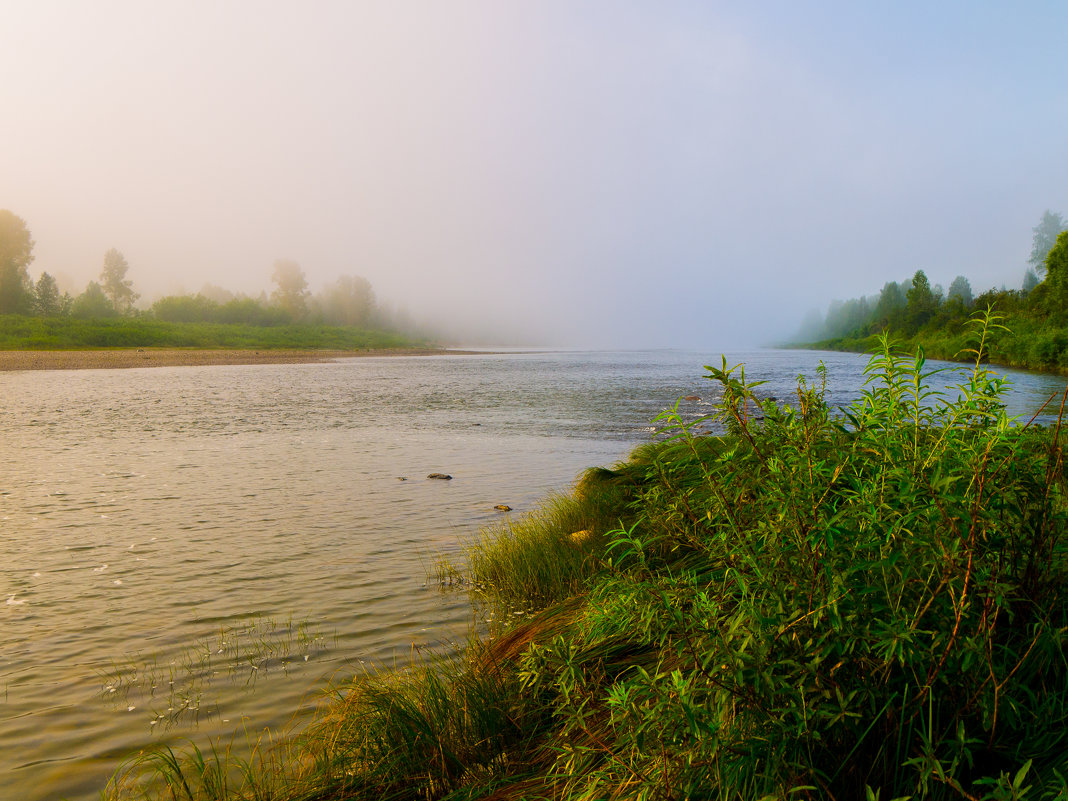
[513, 320, 1068, 800]
[106, 313, 1068, 800]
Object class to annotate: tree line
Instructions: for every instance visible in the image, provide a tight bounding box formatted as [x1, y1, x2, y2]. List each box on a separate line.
[0, 209, 404, 330]
[0, 211, 136, 318]
[796, 209, 1068, 345]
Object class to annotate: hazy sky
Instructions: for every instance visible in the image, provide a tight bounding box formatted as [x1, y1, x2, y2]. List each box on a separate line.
[3, 1, 1067, 347]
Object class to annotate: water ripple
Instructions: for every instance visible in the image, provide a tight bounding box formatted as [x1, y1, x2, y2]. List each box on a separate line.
[1, 349, 1063, 801]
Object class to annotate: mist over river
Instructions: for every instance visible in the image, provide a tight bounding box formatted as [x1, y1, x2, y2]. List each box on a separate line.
[1, 349, 1064, 801]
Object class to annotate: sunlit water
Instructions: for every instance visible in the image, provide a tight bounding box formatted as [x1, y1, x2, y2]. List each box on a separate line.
[0, 349, 1064, 801]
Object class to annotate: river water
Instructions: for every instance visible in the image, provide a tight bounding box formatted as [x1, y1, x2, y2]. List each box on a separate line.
[1, 348, 1064, 801]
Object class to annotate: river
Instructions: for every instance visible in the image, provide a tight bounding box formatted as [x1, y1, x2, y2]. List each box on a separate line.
[0, 348, 1064, 800]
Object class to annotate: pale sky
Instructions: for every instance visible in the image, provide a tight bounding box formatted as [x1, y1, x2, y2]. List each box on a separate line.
[2, 1, 1066, 347]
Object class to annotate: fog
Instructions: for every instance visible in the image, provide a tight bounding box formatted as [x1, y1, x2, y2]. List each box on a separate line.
[2, 2, 1066, 347]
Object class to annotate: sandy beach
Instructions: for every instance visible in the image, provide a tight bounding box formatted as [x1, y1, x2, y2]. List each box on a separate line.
[0, 348, 483, 372]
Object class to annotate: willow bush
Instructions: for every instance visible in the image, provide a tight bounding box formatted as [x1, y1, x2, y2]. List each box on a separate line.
[515, 316, 1068, 800]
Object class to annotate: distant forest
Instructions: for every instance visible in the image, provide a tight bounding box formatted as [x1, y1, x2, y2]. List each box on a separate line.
[0, 209, 421, 335]
[795, 210, 1068, 372]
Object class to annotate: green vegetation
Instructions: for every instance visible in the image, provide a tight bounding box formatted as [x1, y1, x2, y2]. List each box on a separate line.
[0, 208, 428, 348]
[105, 316, 1068, 800]
[101, 248, 139, 314]
[0, 315, 421, 350]
[0, 209, 36, 315]
[799, 210, 1068, 373]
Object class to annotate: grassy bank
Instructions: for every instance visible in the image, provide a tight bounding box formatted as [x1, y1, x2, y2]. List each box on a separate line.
[0, 315, 423, 350]
[106, 320, 1068, 800]
[809, 310, 1068, 375]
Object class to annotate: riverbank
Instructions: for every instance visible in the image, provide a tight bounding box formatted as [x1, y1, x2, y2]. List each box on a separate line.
[801, 328, 1068, 377]
[0, 347, 489, 371]
[0, 314, 430, 352]
[105, 335, 1068, 800]
[798, 282, 1068, 376]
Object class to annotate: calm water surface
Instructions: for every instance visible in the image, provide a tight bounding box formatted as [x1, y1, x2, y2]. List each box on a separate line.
[1, 349, 1064, 800]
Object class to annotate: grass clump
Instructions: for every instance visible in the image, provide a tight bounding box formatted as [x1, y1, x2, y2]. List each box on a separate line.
[107, 312, 1068, 800]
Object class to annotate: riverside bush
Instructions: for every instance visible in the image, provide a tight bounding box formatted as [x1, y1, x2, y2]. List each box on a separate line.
[107, 314, 1068, 800]
[509, 321, 1068, 800]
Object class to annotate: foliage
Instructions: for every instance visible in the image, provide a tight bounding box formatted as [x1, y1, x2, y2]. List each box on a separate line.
[510, 319, 1068, 800]
[32, 272, 66, 316]
[106, 314, 1068, 800]
[150, 294, 296, 326]
[151, 293, 225, 323]
[796, 211, 1068, 374]
[948, 275, 973, 306]
[101, 248, 139, 314]
[1044, 231, 1068, 300]
[0, 209, 416, 338]
[152, 278, 386, 329]
[876, 280, 908, 323]
[6, 269, 412, 344]
[905, 269, 937, 334]
[1030, 210, 1068, 274]
[0, 261, 33, 315]
[71, 280, 119, 319]
[317, 274, 377, 327]
[1022, 269, 1040, 296]
[271, 259, 309, 321]
[215, 296, 294, 326]
[0, 209, 35, 314]
[0, 209, 34, 269]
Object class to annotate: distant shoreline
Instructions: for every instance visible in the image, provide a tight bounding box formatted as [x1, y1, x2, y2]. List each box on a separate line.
[0, 347, 492, 372]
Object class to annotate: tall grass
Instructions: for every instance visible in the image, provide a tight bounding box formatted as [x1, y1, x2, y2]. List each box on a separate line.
[106, 311, 1068, 800]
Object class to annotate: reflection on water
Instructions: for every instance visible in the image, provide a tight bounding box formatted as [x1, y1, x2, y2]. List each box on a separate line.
[0, 349, 1063, 800]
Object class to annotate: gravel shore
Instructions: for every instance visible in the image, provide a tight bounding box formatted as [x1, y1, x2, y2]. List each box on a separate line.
[0, 348, 477, 371]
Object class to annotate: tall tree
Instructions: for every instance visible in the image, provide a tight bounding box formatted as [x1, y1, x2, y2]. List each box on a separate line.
[905, 269, 937, 332]
[318, 275, 377, 326]
[71, 280, 117, 318]
[1044, 230, 1068, 298]
[947, 275, 973, 307]
[33, 272, 63, 316]
[100, 248, 138, 313]
[875, 280, 907, 325]
[1029, 210, 1067, 274]
[270, 259, 309, 321]
[0, 210, 35, 314]
[1022, 268, 1040, 295]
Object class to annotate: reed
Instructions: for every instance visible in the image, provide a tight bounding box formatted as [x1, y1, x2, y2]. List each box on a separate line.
[97, 616, 330, 732]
